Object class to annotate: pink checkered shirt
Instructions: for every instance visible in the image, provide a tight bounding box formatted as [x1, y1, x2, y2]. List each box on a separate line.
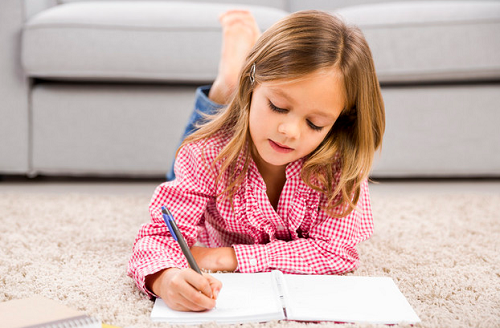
[128, 133, 374, 297]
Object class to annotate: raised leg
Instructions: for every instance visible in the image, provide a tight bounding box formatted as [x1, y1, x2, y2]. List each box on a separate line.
[208, 10, 261, 104]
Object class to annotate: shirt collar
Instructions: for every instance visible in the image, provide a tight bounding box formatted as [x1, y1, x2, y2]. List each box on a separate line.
[247, 156, 306, 190]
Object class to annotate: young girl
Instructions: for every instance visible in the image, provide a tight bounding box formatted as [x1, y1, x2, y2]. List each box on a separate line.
[128, 9, 385, 312]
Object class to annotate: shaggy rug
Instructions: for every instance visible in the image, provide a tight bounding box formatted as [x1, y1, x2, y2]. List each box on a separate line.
[0, 190, 499, 328]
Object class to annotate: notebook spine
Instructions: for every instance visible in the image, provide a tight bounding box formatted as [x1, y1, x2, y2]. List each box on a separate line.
[272, 270, 287, 317]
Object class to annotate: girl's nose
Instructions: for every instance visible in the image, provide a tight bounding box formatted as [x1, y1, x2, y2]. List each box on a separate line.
[278, 120, 300, 139]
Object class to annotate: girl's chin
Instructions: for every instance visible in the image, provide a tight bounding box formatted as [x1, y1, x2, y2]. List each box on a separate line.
[260, 152, 294, 167]
[252, 143, 300, 168]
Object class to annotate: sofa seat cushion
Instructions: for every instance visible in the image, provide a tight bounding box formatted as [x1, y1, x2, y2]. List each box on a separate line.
[22, 1, 287, 82]
[337, 1, 500, 83]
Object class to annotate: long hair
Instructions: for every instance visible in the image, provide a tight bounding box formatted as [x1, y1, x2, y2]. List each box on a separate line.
[181, 10, 385, 217]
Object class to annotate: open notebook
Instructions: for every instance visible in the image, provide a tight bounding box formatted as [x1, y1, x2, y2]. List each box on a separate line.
[151, 271, 421, 325]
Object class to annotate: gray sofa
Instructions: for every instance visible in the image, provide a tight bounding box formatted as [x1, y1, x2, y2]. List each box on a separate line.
[1, 0, 500, 178]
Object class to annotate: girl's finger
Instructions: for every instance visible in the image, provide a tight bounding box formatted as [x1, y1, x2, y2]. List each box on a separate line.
[175, 292, 212, 312]
[180, 270, 217, 310]
[205, 274, 223, 299]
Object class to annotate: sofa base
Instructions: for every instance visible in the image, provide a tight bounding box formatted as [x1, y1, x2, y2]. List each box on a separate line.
[31, 82, 196, 177]
[373, 83, 500, 177]
[30, 82, 500, 178]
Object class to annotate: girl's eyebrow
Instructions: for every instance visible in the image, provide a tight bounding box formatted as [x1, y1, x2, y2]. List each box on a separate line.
[270, 87, 293, 102]
[311, 111, 337, 121]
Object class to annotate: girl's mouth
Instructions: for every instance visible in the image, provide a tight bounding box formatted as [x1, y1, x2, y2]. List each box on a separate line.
[269, 140, 294, 153]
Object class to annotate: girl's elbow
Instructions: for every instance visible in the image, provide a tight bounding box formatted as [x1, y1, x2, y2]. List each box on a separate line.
[328, 248, 360, 275]
[332, 257, 359, 275]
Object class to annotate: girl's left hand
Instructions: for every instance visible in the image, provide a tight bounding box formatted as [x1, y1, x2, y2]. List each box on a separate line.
[191, 246, 238, 272]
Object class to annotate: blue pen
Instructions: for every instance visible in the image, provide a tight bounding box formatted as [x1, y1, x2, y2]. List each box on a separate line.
[161, 206, 202, 274]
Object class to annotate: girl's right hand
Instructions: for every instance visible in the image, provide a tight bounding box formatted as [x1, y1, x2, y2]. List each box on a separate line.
[146, 268, 222, 312]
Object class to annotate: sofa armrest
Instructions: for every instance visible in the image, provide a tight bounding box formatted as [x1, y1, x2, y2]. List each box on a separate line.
[0, 0, 31, 174]
[23, 0, 59, 21]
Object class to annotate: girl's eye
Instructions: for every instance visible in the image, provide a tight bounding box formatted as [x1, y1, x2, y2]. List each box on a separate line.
[269, 100, 324, 132]
[307, 120, 324, 132]
[268, 100, 288, 113]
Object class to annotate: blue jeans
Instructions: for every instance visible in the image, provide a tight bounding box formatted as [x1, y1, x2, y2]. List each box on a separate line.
[166, 85, 224, 181]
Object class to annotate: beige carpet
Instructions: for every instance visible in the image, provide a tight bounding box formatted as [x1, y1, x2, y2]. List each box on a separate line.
[1, 191, 499, 328]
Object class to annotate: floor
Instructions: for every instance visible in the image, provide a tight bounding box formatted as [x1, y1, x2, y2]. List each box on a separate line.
[1, 175, 499, 196]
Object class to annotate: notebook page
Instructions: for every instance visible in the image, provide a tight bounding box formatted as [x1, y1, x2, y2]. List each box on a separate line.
[282, 275, 420, 324]
[151, 272, 285, 324]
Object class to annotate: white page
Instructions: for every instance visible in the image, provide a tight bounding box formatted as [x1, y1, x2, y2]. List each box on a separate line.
[282, 274, 420, 324]
[151, 272, 285, 325]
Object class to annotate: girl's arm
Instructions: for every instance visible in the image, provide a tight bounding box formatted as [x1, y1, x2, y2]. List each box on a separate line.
[127, 143, 217, 298]
[233, 179, 374, 275]
[191, 246, 238, 272]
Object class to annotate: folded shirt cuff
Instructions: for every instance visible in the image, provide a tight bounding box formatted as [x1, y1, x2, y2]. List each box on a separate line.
[233, 244, 270, 273]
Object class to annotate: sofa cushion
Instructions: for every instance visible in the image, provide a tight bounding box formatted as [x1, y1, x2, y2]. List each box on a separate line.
[60, 0, 287, 10]
[336, 1, 500, 83]
[22, 1, 288, 82]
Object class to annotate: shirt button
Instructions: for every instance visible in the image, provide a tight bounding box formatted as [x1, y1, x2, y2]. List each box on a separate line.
[277, 225, 285, 231]
[249, 258, 257, 266]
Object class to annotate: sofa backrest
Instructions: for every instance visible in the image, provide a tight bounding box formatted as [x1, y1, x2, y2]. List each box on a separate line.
[25, 0, 465, 21]
[60, 0, 287, 9]
[23, 0, 287, 20]
[56, 0, 466, 11]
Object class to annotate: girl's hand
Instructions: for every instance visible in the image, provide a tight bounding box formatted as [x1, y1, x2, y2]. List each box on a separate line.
[191, 246, 238, 272]
[146, 268, 222, 312]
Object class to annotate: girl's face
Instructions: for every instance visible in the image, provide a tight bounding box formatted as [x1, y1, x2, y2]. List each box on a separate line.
[249, 68, 345, 172]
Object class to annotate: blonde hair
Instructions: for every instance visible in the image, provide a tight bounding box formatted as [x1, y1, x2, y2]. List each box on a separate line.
[182, 10, 385, 217]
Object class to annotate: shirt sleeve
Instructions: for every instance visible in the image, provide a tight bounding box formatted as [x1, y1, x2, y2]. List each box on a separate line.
[233, 179, 374, 275]
[127, 143, 215, 298]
